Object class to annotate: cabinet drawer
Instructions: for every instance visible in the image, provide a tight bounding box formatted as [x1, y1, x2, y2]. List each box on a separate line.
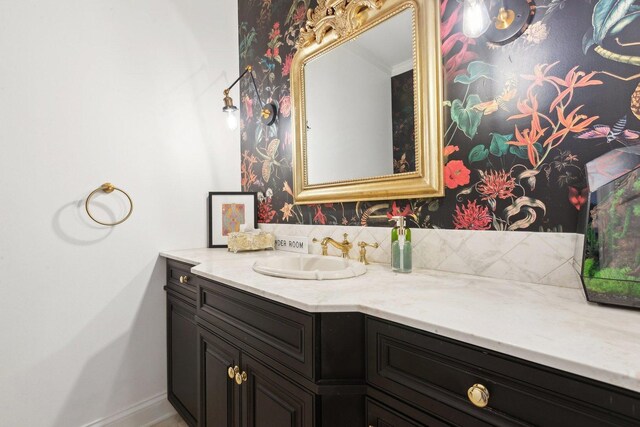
[166, 259, 197, 302]
[197, 278, 314, 380]
[367, 318, 640, 427]
[367, 398, 432, 427]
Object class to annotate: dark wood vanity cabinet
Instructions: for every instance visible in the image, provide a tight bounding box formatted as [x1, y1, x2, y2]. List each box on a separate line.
[166, 292, 198, 426]
[198, 323, 315, 427]
[366, 318, 640, 427]
[166, 259, 364, 427]
[165, 260, 640, 427]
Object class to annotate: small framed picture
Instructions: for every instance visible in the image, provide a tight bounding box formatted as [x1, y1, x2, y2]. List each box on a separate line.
[208, 192, 258, 248]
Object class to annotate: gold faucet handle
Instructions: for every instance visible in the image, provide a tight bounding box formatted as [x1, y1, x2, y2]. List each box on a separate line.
[312, 237, 328, 256]
[357, 241, 379, 265]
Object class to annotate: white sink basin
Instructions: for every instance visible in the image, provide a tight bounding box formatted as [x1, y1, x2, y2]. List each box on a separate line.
[252, 254, 366, 280]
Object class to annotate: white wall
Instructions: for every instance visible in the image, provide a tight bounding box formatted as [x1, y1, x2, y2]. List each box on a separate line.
[305, 47, 393, 184]
[0, 1, 239, 426]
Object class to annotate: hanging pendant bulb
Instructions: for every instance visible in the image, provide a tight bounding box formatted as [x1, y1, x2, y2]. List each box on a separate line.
[225, 110, 238, 130]
[462, 0, 491, 39]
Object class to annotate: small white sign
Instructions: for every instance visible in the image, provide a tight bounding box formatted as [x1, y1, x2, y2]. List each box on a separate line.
[275, 235, 309, 254]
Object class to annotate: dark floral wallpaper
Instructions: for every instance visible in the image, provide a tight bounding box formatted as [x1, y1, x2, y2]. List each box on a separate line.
[392, 70, 416, 174]
[237, 0, 640, 232]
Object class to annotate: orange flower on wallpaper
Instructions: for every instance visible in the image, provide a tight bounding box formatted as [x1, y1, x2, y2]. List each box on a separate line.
[443, 145, 459, 157]
[282, 180, 294, 197]
[522, 62, 558, 94]
[444, 160, 471, 189]
[280, 202, 294, 221]
[241, 150, 258, 191]
[547, 67, 602, 112]
[545, 106, 599, 148]
[508, 123, 546, 167]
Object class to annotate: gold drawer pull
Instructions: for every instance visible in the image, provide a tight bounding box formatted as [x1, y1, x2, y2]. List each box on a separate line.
[179, 275, 189, 284]
[235, 370, 248, 385]
[228, 365, 239, 379]
[467, 383, 490, 408]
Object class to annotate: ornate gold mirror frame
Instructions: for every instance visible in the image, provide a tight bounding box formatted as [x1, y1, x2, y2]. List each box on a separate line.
[291, 0, 443, 204]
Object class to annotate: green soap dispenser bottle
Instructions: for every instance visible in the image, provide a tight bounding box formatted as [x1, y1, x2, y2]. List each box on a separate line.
[390, 216, 412, 273]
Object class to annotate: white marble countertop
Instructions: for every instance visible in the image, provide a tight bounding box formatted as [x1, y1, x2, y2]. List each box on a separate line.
[160, 248, 640, 394]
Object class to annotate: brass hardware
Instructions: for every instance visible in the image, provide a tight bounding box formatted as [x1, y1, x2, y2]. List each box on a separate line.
[179, 275, 189, 284]
[228, 365, 239, 379]
[467, 383, 490, 408]
[358, 241, 379, 264]
[222, 64, 276, 126]
[494, 7, 515, 30]
[312, 233, 352, 258]
[290, 0, 444, 204]
[85, 182, 133, 226]
[235, 370, 248, 385]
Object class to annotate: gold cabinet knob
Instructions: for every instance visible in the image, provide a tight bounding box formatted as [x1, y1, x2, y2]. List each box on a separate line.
[228, 365, 239, 379]
[179, 275, 189, 284]
[235, 370, 248, 385]
[467, 383, 490, 408]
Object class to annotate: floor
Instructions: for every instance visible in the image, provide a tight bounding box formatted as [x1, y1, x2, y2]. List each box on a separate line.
[150, 414, 188, 427]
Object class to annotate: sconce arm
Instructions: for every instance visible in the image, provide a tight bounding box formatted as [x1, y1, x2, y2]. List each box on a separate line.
[223, 65, 265, 108]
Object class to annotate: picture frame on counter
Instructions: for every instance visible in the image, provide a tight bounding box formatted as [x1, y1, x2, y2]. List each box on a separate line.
[207, 191, 258, 248]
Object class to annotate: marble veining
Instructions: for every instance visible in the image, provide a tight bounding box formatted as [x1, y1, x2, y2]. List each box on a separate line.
[258, 224, 584, 289]
[160, 248, 640, 394]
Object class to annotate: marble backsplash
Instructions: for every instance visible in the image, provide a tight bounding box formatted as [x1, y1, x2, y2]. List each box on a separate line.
[258, 224, 584, 289]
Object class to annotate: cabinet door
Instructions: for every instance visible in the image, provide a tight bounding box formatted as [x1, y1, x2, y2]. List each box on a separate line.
[241, 354, 314, 427]
[199, 326, 241, 427]
[167, 294, 198, 426]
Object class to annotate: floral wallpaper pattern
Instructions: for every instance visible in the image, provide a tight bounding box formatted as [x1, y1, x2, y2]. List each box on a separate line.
[237, 0, 640, 232]
[391, 70, 416, 174]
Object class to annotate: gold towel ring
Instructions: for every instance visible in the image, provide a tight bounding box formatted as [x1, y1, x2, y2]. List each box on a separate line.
[85, 182, 133, 226]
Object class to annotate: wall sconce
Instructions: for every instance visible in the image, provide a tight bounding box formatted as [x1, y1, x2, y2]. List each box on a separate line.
[463, 0, 536, 45]
[222, 65, 277, 130]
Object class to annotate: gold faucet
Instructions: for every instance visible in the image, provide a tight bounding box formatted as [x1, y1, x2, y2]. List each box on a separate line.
[358, 241, 379, 265]
[312, 233, 352, 258]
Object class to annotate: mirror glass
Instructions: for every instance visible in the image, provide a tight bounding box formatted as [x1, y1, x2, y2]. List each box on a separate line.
[304, 8, 415, 185]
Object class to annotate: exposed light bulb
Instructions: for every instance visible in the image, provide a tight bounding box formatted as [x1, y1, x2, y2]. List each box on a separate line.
[226, 110, 238, 130]
[462, 0, 491, 39]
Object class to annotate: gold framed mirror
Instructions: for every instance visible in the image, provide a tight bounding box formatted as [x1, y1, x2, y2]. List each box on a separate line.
[290, 0, 443, 204]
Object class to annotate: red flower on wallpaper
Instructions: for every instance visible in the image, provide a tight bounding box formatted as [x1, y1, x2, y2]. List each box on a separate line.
[440, 0, 476, 82]
[282, 53, 293, 77]
[258, 198, 276, 223]
[268, 22, 281, 40]
[453, 200, 492, 230]
[477, 170, 516, 204]
[568, 186, 588, 211]
[444, 160, 471, 189]
[279, 95, 291, 118]
[313, 205, 327, 225]
[386, 202, 412, 219]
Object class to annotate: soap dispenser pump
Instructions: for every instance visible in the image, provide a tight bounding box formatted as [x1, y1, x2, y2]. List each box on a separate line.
[390, 216, 412, 273]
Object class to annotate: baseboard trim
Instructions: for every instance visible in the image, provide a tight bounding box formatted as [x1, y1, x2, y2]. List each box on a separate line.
[82, 392, 177, 427]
